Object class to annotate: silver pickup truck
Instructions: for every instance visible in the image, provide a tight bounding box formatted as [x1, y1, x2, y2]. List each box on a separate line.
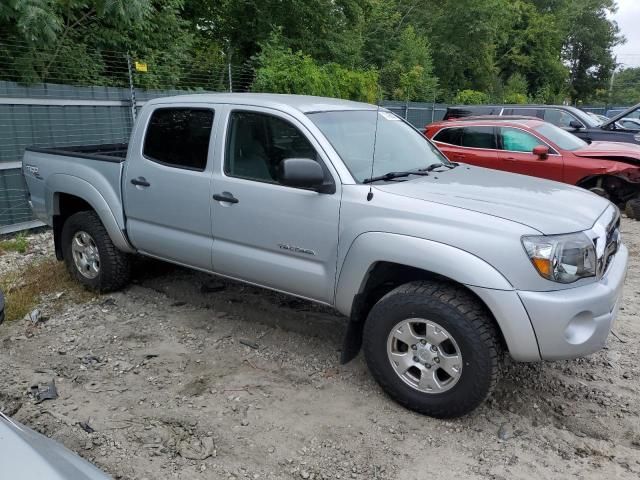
[23, 94, 628, 418]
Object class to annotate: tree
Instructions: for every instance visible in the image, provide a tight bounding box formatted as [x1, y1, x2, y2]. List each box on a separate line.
[560, 0, 623, 101]
[252, 32, 379, 103]
[380, 26, 438, 102]
[454, 90, 490, 105]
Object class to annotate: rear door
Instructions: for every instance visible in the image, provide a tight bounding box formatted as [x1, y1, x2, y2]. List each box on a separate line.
[209, 106, 341, 304]
[496, 127, 563, 181]
[437, 126, 500, 169]
[123, 105, 217, 270]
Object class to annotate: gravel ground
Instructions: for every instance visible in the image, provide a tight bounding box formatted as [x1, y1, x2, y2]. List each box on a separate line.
[0, 218, 639, 480]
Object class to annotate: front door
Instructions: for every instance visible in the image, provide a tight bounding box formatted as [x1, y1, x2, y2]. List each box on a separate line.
[124, 106, 217, 270]
[496, 127, 564, 181]
[210, 108, 341, 303]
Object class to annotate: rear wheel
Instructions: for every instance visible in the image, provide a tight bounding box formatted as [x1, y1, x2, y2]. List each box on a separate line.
[61, 211, 131, 292]
[362, 280, 500, 418]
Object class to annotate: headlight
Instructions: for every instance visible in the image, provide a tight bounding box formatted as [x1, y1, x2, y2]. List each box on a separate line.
[634, 133, 640, 142]
[522, 232, 596, 283]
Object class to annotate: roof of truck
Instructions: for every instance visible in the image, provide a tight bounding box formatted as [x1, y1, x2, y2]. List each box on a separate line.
[144, 93, 378, 113]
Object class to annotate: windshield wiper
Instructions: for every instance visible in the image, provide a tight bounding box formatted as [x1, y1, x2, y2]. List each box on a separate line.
[424, 162, 458, 171]
[363, 169, 430, 184]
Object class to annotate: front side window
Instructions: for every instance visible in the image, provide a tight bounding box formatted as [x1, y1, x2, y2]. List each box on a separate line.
[433, 127, 462, 145]
[460, 126, 497, 149]
[225, 111, 319, 183]
[143, 108, 214, 171]
[499, 127, 546, 153]
[544, 109, 579, 128]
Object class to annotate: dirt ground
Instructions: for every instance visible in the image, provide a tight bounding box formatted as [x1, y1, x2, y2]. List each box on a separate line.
[1, 218, 639, 480]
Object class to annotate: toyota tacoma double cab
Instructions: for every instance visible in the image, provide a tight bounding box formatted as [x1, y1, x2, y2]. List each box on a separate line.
[22, 94, 628, 418]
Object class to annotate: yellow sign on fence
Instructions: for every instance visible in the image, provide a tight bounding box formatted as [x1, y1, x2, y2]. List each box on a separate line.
[134, 62, 148, 72]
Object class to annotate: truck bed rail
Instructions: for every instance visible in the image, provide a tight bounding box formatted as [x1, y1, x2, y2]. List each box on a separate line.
[25, 143, 128, 163]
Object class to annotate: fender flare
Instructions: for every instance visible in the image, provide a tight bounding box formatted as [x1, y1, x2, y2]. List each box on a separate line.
[335, 232, 513, 317]
[334, 232, 541, 363]
[47, 175, 135, 254]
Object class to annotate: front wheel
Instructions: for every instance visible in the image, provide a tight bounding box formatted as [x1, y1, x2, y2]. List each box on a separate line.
[626, 198, 640, 221]
[363, 281, 500, 418]
[61, 211, 131, 292]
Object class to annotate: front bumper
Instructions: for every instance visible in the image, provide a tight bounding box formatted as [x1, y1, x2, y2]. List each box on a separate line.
[518, 244, 629, 360]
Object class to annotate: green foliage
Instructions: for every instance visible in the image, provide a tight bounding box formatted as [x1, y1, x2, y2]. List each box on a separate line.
[380, 26, 438, 102]
[252, 33, 379, 103]
[503, 73, 529, 103]
[454, 90, 490, 105]
[0, 233, 29, 254]
[0, 0, 625, 103]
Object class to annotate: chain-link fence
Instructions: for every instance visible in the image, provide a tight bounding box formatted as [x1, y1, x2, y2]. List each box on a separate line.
[0, 39, 637, 233]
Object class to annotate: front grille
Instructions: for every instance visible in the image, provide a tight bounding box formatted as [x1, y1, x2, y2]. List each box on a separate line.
[593, 207, 620, 278]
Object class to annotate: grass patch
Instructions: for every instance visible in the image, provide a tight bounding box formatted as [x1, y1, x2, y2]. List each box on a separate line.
[0, 233, 29, 254]
[0, 259, 95, 322]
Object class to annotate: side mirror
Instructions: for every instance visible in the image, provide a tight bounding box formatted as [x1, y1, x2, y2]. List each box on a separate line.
[278, 158, 332, 192]
[569, 120, 583, 130]
[532, 145, 549, 160]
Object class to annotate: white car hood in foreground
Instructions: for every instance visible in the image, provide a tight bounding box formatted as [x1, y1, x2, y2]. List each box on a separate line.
[0, 412, 111, 480]
[376, 165, 610, 234]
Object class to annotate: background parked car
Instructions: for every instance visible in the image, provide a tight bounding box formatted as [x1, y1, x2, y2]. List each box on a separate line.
[425, 116, 640, 218]
[587, 112, 610, 124]
[443, 103, 640, 145]
[617, 118, 640, 131]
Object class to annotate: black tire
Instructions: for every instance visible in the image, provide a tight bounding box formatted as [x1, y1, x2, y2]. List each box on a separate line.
[61, 211, 131, 292]
[625, 198, 640, 220]
[363, 280, 500, 418]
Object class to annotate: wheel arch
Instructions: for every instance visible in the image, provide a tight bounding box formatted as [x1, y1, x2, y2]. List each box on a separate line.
[48, 177, 134, 258]
[335, 232, 539, 363]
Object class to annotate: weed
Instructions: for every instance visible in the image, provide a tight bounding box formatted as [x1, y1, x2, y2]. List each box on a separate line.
[0, 233, 29, 254]
[0, 259, 94, 322]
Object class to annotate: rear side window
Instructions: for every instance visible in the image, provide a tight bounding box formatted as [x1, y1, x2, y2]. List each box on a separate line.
[433, 127, 462, 145]
[143, 108, 214, 171]
[460, 126, 496, 149]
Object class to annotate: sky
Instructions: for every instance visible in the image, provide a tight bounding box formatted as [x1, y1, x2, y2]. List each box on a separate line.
[612, 0, 640, 68]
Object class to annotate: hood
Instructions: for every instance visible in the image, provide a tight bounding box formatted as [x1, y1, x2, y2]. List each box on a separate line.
[601, 102, 640, 129]
[0, 412, 111, 480]
[375, 165, 610, 235]
[572, 141, 640, 165]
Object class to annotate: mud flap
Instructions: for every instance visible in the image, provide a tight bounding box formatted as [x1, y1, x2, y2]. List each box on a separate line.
[340, 293, 366, 364]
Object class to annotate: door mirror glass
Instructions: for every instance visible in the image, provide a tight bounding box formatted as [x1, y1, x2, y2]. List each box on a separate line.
[278, 158, 328, 191]
[532, 145, 549, 159]
[569, 120, 583, 130]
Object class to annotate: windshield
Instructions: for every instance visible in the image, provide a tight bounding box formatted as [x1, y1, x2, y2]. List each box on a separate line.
[533, 123, 588, 151]
[307, 110, 450, 182]
[570, 108, 600, 128]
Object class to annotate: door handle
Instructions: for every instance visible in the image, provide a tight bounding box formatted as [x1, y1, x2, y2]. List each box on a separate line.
[130, 177, 151, 187]
[213, 193, 239, 204]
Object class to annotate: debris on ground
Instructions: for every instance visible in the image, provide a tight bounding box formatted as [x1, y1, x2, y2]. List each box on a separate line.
[29, 380, 58, 404]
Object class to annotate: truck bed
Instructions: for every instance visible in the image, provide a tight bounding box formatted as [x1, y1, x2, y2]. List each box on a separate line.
[25, 143, 128, 163]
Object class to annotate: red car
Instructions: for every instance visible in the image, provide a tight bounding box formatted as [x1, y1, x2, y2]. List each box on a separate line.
[425, 116, 640, 217]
